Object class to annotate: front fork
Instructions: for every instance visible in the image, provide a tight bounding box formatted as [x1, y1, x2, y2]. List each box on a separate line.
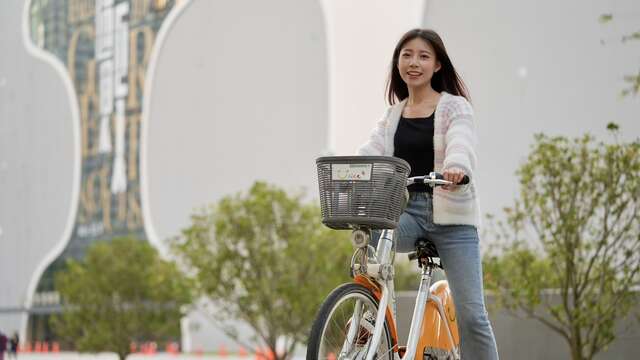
[341, 299, 364, 357]
[363, 229, 394, 360]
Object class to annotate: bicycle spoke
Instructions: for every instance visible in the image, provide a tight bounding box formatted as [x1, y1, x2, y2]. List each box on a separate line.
[326, 301, 352, 357]
[312, 286, 392, 360]
[378, 343, 396, 359]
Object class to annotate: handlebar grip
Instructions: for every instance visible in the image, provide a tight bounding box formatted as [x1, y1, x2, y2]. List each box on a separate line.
[407, 173, 471, 186]
[435, 173, 470, 185]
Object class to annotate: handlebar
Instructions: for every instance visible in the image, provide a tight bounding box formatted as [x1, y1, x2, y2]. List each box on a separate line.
[407, 172, 470, 187]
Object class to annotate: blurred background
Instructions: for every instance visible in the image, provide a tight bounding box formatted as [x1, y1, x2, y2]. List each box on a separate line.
[1, 0, 639, 359]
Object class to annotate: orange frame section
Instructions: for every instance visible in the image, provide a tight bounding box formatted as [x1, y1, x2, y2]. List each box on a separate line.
[353, 276, 460, 358]
[416, 280, 460, 356]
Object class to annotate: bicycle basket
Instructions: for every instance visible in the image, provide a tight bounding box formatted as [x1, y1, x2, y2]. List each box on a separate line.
[316, 156, 411, 230]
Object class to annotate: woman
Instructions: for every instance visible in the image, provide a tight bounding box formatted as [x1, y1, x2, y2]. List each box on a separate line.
[357, 28, 499, 359]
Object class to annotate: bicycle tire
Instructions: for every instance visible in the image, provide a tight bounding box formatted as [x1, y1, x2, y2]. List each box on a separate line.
[307, 283, 394, 360]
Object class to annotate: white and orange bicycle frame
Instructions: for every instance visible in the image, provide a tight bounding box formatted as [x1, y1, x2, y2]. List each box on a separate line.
[353, 228, 460, 360]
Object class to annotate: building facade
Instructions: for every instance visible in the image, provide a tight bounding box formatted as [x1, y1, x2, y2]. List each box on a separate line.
[2, 0, 639, 356]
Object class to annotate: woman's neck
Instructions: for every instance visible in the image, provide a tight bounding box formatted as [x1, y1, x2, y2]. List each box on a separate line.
[406, 85, 439, 105]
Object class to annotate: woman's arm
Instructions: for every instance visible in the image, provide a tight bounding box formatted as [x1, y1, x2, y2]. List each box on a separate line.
[356, 107, 391, 156]
[442, 97, 477, 185]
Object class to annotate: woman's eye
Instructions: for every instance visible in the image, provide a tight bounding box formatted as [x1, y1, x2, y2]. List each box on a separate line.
[401, 53, 410, 58]
[421, 55, 429, 59]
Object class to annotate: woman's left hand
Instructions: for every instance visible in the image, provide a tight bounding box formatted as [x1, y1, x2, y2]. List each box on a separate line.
[442, 167, 466, 191]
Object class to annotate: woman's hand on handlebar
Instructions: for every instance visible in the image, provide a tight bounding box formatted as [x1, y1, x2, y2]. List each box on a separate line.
[442, 167, 466, 191]
[405, 171, 469, 187]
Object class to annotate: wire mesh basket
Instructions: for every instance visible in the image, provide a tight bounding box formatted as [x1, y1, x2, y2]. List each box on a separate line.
[316, 156, 411, 230]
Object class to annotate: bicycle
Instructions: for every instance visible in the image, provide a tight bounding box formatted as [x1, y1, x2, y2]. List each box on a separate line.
[307, 156, 470, 360]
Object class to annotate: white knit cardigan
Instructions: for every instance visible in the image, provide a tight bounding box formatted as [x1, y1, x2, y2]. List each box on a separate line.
[357, 92, 480, 227]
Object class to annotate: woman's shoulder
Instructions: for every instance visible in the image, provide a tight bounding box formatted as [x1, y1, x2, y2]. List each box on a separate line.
[389, 99, 407, 112]
[378, 99, 406, 123]
[439, 92, 473, 115]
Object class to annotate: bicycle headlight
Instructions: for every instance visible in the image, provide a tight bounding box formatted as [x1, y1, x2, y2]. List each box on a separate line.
[351, 229, 370, 248]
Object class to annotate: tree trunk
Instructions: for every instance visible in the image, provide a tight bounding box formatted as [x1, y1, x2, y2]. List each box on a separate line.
[570, 344, 584, 360]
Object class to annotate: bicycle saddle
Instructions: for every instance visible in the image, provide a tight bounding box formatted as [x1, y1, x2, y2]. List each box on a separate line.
[408, 238, 440, 261]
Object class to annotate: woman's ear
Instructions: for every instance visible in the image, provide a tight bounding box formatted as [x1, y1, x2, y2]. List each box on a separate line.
[435, 61, 442, 73]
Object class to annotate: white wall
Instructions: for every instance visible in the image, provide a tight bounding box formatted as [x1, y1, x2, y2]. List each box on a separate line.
[319, 0, 426, 155]
[144, 0, 328, 249]
[422, 0, 640, 223]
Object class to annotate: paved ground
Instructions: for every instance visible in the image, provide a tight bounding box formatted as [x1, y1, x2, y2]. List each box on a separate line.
[7, 354, 256, 360]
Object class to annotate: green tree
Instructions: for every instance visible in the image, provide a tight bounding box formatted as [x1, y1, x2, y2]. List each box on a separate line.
[172, 182, 352, 360]
[394, 259, 421, 291]
[483, 125, 640, 360]
[52, 237, 193, 360]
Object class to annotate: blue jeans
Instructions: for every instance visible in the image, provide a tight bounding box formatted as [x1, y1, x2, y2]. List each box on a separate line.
[372, 192, 499, 360]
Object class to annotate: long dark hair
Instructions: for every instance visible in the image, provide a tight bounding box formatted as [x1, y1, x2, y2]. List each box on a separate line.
[386, 28, 470, 105]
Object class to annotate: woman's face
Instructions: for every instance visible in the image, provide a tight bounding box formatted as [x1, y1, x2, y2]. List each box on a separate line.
[397, 37, 441, 89]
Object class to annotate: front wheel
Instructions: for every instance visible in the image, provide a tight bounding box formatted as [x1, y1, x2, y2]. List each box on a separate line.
[307, 283, 394, 360]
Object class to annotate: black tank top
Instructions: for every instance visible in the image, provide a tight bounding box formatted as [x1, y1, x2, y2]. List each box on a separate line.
[393, 112, 435, 193]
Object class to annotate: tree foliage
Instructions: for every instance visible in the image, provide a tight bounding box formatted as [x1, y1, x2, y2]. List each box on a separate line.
[52, 237, 193, 360]
[393, 260, 421, 291]
[483, 125, 640, 360]
[599, 13, 640, 96]
[172, 182, 352, 360]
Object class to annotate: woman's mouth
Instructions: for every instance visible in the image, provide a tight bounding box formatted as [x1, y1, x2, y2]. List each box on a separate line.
[407, 71, 422, 77]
